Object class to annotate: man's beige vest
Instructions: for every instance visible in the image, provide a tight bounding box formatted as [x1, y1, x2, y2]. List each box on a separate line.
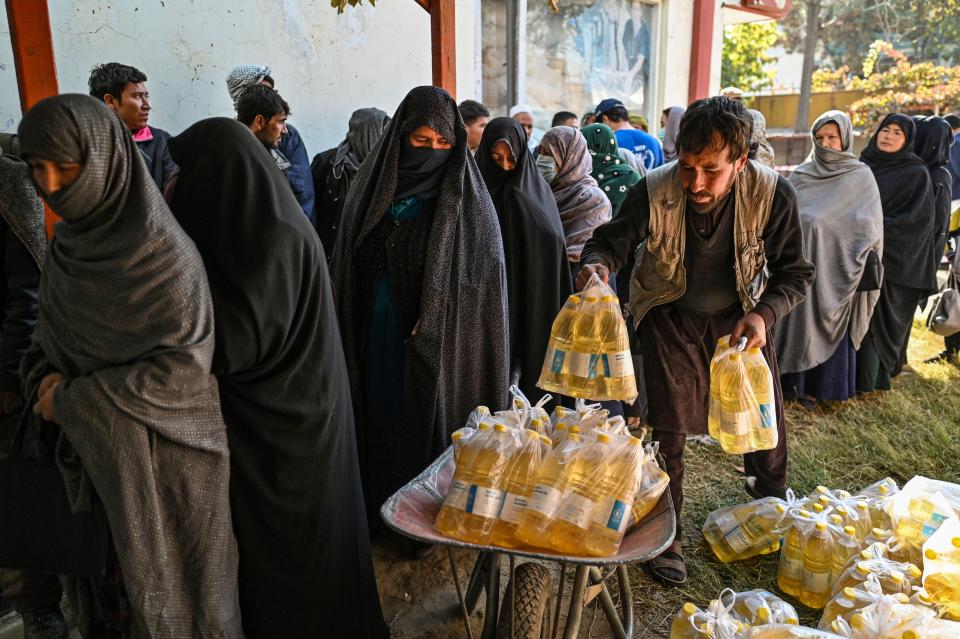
[627, 160, 780, 324]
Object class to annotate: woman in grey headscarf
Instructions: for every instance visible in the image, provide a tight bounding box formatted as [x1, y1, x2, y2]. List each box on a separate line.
[313, 107, 390, 256]
[17, 95, 241, 638]
[537, 126, 612, 266]
[775, 110, 884, 406]
[660, 106, 685, 162]
[748, 108, 776, 168]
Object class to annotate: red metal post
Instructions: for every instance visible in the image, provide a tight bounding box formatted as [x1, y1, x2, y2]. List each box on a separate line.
[429, 0, 457, 99]
[688, 0, 717, 103]
[6, 0, 61, 237]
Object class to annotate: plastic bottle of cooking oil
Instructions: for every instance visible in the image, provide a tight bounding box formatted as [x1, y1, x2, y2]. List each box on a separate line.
[514, 429, 582, 548]
[704, 502, 787, 563]
[565, 296, 601, 398]
[548, 432, 612, 554]
[491, 429, 547, 548]
[670, 603, 707, 639]
[745, 347, 777, 450]
[434, 423, 514, 544]
[852, 501, 872, 541]
[717, 353, 753, 453]
[831, 523, 860, 579]
[596, 295, 634, 399]
[436, 423, 492, 537]
[540, 295, 581, 392]
[585, 436, 644, 556]
[778, 510, 811, 596]
[799, 521, 834, 609]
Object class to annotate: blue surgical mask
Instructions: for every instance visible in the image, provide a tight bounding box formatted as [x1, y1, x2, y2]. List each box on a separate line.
[658, 128, 666, 142]
[536, 155, 557, 183]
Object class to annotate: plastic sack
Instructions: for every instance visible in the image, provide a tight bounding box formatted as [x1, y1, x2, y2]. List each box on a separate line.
[626, 442, 670, 529]
[830, 597, 936, 639]
[819, 575, 909, 630]
[708, 336, 777, 454]
[435, 422, 519, 544]
[888, 476, 960, 548]
[703, 496, 790, 563]
[538, 275, 637, 403]
[514, 431, 584, 547]
[921, 514, 960, 620]
[489, 428, 550, 548]
[669, 592, 750, 639]
[863, 526, 924, 567]
[853, 477, 899, 531]
[829, 555, 921, 599]
[776, 507, 850, 609]
[727, 590, 799, 626]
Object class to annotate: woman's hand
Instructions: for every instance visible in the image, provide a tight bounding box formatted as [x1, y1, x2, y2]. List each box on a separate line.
[33, 372, 64, 423]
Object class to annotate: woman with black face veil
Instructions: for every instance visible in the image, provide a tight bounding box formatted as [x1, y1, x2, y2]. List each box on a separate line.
[858, 113, 938, 392]
[330, 86, 509, 529]
[168, 118, 388, 639]
[475, 117, 573, 406]
[18, 95, 241, 638]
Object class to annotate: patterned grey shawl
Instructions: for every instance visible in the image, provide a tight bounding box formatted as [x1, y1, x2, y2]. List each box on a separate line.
[17, 95, 242, 639]
[331, 86, 509, 479]
[225, 63, 271, 108]
[0, 155, 46, 270]
[332, 107, 390, 180]
[540, 126, 612, 261]
[775, 110, 884, 373]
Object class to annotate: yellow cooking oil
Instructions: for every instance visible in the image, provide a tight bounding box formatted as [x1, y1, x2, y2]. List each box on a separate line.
[585, 436, 644, 556]
[540, 295, 581, 391]
[514, 430, 582, 548]
[490, 429, 546, 548]
[799, 521, 833, 609]
[547, 432, 612, 554]
[777, 510, 811, 596]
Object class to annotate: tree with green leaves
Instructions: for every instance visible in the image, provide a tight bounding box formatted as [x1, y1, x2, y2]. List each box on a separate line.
[721, 21, 781, 92]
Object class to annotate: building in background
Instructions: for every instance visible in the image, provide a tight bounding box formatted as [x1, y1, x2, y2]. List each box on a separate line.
[1, 0, 789, 152]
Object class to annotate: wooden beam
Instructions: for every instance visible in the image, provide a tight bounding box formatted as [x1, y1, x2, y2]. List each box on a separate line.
[6, 0, 61, 237]
[430, 0, 456, 99]
[688, 0, 716, 103]
[6, 0, 59, 111]
[414, 0, 430, 12]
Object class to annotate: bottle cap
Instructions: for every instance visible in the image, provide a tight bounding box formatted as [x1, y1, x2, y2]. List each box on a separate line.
[682, 602, 697, 615]
[815, 485, 830, 495]
[539, 434, 552, 446]
[452, 432, 464, 441]
[903, 631, 919, 639]
[477, 406, 490, 415]
[729, 353, 741, 361]
[857, 501, 869, 509]
[894, 593, 910, 604]
[597, 433, 611, 444]
[843, 587, 858, 598]
[775, 504, 786, 513]
[479, 423, 492, 431]
[600, 295, 615, 303]
[786, 618, 799, 625]
[844, 525, 857, 535]
[748, 347, 761, 354]
[568, 433, 581, 442]
[812, 503, 825, 513]
[952, 536, 960, 549]
[889, 571, 904, 584]
[816, 521, 828, 531]
[906, 564, 921, 579]
[555, 422, 568, 431]
[756, 607, 769, 622]
[531, 418, 542, 428]
[555, 407, 568, 416]
[494, 424, 508, 433]
[879, 485, 889, 494]
[925, 548, 938, 561]
[585, 296, 598, 304]
[570, 425, 581, 434]
[855, 562, 871, 575]
[830, 514, 843, 525]
[850, 614, 865, 630]
[568, 295, 581, 304]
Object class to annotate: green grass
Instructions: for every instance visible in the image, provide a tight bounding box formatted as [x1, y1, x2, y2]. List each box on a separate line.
[625, 322, 960, 637]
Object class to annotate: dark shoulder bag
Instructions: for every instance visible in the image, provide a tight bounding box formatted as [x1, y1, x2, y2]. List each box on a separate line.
[0, 405, 110, 577]
[857, 250, 882, 291]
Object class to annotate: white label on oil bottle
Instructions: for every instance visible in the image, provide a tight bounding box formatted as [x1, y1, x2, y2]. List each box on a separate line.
[606, 351, 633, 378]
[803, 569, 831, 595]
[465, 485, 504, 519]
[498, 492, 528, 524]
[594, 496, 631, 533]
[529, 485, 563, 517]
[723, 525, 755, 553]
[567, 352, 593, 379]
[558, 493, 596, 529]
[444, 479, 469, 510]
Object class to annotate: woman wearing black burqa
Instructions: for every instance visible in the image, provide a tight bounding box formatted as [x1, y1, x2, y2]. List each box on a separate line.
[858, 114, 938, 392]
[330, 86, 509, 528]
[475, 117, 572, 405]
[18, 95, 241, 638]
[914, 116, 955, 273]
[167, 118, 388, 639]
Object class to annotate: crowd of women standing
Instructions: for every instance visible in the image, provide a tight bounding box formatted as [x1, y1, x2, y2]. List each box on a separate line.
[5, 83, 956, 639]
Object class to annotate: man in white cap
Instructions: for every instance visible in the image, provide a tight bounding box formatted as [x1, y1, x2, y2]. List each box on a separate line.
[226, 64, 316, 224]
[509, 104, 543, 152]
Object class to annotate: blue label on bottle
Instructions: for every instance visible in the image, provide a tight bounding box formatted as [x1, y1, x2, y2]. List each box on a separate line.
[600, 354, 611, 377]
[607, 500, 627, 531]
[465, 485, 478, 513]
[550, 349, 566, 374]
[588, 355, 600, 380]
[759, 403, 775, 429]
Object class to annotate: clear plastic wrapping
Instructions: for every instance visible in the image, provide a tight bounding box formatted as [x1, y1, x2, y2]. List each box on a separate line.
[920, 514, 960, 620]
[708, 336, 778, 454]
[703, 497, 790, 563]
[538, 274, 637, 403]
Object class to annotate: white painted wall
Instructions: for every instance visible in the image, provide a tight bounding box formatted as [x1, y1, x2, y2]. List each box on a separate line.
[657, 0, 695, 109]
[1, 0, 478, 155]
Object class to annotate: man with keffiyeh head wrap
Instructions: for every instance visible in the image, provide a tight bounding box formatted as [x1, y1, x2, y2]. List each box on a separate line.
[225, 63, 316, 223]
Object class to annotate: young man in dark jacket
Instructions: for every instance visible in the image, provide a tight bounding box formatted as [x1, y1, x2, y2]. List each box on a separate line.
[0, 155, 65, 639]
[89, 63, 178, 198]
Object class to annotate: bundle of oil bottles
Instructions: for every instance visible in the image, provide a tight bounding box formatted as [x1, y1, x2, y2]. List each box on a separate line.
[537, 275, 638, 404]
[708, 335, 779, 454]
[668, 476, 960, 638]
[433, 392, 669, 556]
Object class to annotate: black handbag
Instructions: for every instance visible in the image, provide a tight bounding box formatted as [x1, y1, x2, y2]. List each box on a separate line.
[0, 405, 110, 577]
[857, 250, 882, 291]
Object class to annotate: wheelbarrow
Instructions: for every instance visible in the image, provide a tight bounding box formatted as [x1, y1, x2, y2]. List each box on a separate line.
[381, 447, 676, 639]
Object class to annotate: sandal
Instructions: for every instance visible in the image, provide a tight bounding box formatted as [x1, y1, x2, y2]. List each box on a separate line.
[645, 541, 687, 586]
[745, 476, 788, 501]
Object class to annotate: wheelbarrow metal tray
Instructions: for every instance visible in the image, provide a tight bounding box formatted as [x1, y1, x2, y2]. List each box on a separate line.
[380, 447, 676, 566]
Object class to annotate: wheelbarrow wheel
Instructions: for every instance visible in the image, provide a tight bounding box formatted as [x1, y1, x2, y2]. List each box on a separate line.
[496, 562, 553, 639]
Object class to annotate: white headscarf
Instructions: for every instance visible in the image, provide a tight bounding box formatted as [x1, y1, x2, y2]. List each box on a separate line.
[509, 104, 533, 117]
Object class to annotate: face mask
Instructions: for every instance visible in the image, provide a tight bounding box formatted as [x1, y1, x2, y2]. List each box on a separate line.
[658, 128, 666, 142]
[536, 155, 557, 183]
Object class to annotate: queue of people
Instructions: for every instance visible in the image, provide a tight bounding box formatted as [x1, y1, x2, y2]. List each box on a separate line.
[0, 60, 957, 639]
